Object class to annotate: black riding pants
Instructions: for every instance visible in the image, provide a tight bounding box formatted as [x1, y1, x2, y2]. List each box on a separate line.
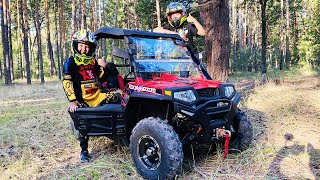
[79, 136, 89, 152]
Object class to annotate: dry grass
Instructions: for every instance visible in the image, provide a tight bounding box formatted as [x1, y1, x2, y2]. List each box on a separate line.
[0, 75, 319, 179]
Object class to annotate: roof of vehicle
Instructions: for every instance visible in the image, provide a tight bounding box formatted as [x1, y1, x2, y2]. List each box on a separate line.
[93, 26, 183, 41]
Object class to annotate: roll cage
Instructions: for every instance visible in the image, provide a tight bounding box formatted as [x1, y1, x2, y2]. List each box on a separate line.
[93, 27, 212, 80]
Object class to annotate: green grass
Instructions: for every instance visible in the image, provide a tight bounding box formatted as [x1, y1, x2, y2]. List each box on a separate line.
[0, 72, 319, 179]
[0, 101, 65, 125]
[229, 66, 320, 83]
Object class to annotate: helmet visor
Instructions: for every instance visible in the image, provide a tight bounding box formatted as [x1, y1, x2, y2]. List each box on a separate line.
[168, 10, 183, 17]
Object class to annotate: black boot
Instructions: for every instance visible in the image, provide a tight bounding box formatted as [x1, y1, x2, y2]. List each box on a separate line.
[80, 150, 89, 163]
[79, 136, 90, 163]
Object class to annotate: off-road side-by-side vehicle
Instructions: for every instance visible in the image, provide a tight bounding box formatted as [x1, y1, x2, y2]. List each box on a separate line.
[69, 27, 253, 179]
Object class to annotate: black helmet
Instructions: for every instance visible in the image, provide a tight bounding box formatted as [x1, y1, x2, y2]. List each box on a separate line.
[166, 2, 187, 28]
[72, 29, 97, 66]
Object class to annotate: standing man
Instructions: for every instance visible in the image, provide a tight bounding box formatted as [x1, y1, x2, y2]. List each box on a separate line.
[153, 2, 205, 56]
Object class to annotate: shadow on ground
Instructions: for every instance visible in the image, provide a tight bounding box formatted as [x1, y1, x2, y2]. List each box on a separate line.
[267, 133, 320, 179]
[308, 143, 320, 178]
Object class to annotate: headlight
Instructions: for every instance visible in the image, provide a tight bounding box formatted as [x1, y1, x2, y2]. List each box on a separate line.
[174, 90, 196, 102]
[224, 86, 235, 98]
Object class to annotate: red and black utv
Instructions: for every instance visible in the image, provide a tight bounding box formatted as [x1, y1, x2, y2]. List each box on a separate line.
[68, 27, 253, 180]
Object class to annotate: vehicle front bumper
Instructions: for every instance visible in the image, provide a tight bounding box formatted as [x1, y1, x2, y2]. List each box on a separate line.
[172, 93, 240, 142]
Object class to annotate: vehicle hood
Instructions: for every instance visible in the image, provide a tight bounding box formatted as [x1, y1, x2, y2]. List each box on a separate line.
[130, 74, 221, 91]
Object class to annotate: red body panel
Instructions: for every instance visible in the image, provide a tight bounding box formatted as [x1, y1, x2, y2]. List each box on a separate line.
[129, 74, 221, 94]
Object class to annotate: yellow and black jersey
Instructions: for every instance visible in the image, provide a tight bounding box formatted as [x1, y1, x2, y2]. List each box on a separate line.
[62, 56, 108, 103]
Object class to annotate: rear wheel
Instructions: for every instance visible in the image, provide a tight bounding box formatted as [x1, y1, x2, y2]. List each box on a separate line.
[231, 110, 253, 151]
[130, 117, 183, 180]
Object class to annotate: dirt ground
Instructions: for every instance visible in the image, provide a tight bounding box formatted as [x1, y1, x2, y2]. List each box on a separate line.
[237, 77, 320, 179]
[0, 77, 319, 179]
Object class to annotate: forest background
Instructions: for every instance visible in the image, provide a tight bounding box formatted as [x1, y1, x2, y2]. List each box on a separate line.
[0, 0, 319, 85]
[0, 0, 320, 179]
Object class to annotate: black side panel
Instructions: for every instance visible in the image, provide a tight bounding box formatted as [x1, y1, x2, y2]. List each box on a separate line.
[129, 92, 172, 101]
[69, 104, 126, 137]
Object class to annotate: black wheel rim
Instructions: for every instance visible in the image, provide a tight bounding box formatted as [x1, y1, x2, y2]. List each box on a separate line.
[137, 135, 161, 170]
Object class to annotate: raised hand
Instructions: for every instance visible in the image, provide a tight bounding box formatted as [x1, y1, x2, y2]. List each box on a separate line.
[187, 14, 197, 24]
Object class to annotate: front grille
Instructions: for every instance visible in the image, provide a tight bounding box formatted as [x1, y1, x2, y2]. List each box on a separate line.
[205, 100, 231, 115]
[196, 88, 219, 98]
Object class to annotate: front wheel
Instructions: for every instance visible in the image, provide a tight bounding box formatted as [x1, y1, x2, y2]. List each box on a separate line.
[129, 117, 183, 180]
[231, 110, 253, 151]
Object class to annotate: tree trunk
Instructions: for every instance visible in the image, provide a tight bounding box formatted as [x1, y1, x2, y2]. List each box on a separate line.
[0, 0, 11, 84]
[232, 0, 237, 70]
[127, 0, 131, 29]
[79, 0, 83, 30]
[133, 0, 138, 30]
[254, 6, 259, 72]
[111, 0, 119, 62]
[155, 0, 161, 27]
[92, 0, 97, 31]
[2, 0, 12, 85]
[83, 14, 87, 29]
[80, 0, 86, 29]
[244, 3, 248, 46]
[16, 0, 23, 80]
[247, 4, 253, 72]
[238, 9, 243, 69]
[45, 0, 56, 76]
[114, 0, 119, 27]
[35, 0, 44, 83]
[89, 0, 95, 31]
[8, 0, 13, 81]
[21, 0, 31, 84]
[5, 0, 12, 84]
[199, 0, 230, 81]
[285, 0, 290, 69]
[100, 0, 107, 57]
[0, 34, 2, 79]
[292, 0, 299, 65]
[248, 27, 253, 72]
[29, 31, 33, 65]
[260, 0, 268, 74]
[98, 0, 101, 27]
[16, 28, 23, 80]
[279, 0, 284, 70]
[59, 0, 66, 78]
[0, 17, 3, 80]
[54, 0, 61, 79]
[102, 0, 106, 27]
[90, 0, 93, 29]
[71, 0, 76, 33]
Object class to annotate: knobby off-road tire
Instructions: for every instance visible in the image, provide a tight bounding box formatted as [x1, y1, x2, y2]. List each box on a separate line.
[232, 110, 253, 151]
[130, 117, 183, 180]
